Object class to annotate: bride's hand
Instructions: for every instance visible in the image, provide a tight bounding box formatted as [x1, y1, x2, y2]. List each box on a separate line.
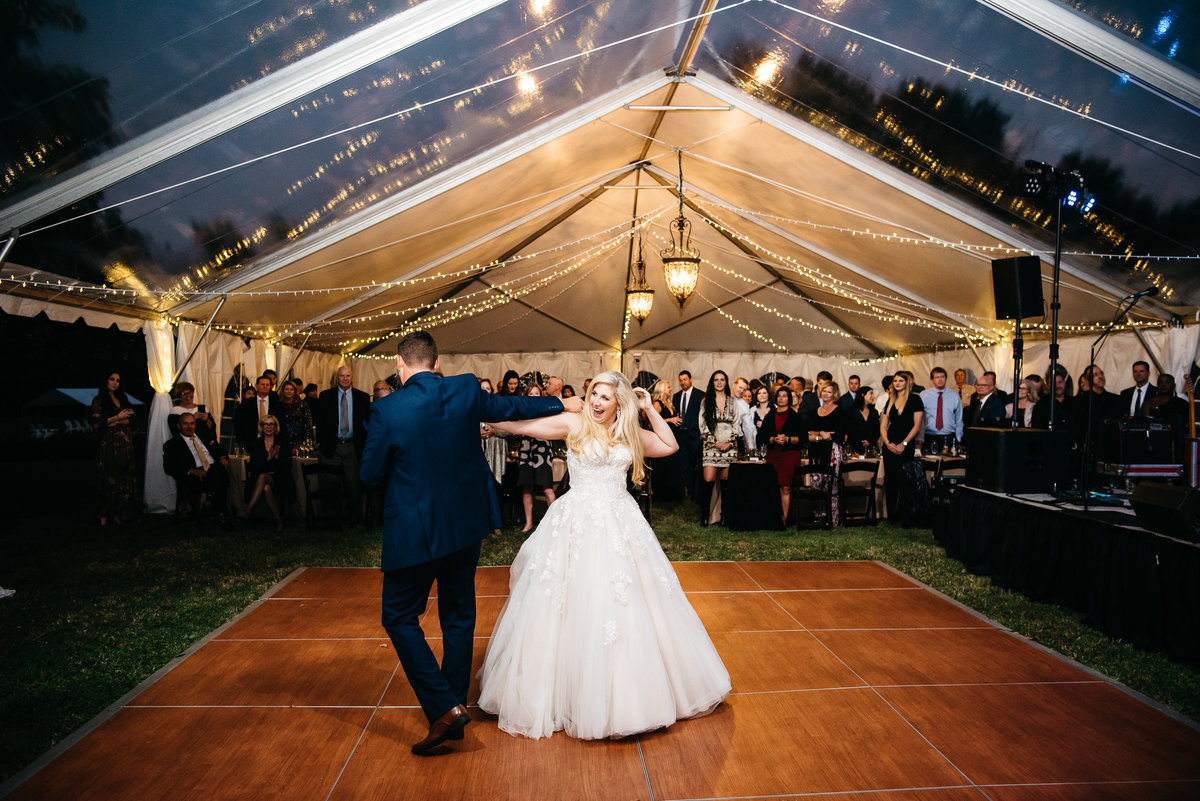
[633, 387, 653, 412]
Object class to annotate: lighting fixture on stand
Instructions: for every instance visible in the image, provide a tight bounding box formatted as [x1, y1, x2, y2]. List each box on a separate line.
[625, 229, 654, 324]
[660, 151, 700, 307]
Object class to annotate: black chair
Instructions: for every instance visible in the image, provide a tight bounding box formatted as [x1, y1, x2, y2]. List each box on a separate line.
[839, 460, 879, 525]
[791, 463, 834, 529]
[303, 462, 345, 527]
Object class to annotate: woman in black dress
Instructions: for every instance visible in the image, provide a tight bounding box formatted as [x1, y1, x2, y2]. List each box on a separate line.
[758, 387, 806, 524]
[849, 386, 880, 454]
[244, 414, 292, 530]
[805, 382, 849, 527]
[647, 379, 684, 501]
[880, 371, 925, 520]
[516, 383, 556, 532]
[90, 371, 139, 526]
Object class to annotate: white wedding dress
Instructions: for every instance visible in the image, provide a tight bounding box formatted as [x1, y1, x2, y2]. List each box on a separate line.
[478, 441, 731, 740]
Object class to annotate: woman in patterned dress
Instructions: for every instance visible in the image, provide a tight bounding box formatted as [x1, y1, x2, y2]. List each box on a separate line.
[697, 370, 737, 526]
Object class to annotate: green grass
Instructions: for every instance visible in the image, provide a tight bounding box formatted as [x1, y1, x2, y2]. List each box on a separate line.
[3, 503, 1199, 784]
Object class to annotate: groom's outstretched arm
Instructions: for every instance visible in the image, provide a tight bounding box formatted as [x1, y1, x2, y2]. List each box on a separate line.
[479, 391, 581, 422]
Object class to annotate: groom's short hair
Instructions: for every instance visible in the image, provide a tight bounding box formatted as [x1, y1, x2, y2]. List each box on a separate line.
[398, 331, 438, 368]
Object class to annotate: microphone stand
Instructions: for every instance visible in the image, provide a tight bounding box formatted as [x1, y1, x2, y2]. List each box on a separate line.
[1080, 293, 1149, 511]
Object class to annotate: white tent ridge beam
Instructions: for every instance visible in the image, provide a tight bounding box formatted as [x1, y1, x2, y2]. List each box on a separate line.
[296, 168, 636, 331]
[168, 72, 674, 318]
[0, 0, 509, 234]
[685, 74, 1173, 321]
[975, 0, 1200, 114]
[640, 161, 985, 336]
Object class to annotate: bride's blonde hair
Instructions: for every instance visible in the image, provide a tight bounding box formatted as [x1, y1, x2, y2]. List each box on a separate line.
[567, 370, 646, 487]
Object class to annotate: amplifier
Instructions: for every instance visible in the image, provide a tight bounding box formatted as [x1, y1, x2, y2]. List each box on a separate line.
[1131, 481, 1200, 541]
[967, 428, 1073, 493]
[1099, 419, 1176, 464]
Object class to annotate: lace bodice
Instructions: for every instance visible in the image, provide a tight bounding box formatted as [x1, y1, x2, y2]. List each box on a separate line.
[566, 442, 632, 495]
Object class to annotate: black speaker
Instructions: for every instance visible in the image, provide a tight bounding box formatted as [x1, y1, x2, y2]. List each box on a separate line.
[1131, 481, 1200, 541]
[967, 428, 1072, 493]
[992, 255, 1043, 320]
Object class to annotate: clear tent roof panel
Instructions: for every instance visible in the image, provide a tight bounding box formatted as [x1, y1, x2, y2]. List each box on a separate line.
[1060, 0, 1200, 73]
[9, 0, 697, 292]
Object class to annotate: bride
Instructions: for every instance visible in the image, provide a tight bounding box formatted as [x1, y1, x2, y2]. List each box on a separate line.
[478, 371, 730, 740]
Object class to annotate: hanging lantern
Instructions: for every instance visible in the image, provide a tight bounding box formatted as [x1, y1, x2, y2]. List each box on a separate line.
[660, 150, 700, 307]
[625, 233, 654, 324]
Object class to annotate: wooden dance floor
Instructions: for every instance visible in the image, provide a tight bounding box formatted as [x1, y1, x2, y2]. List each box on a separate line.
[7, 561, 1200, 800]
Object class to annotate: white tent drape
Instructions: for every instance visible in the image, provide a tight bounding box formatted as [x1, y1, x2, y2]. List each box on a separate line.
[143, 319, 177, 514]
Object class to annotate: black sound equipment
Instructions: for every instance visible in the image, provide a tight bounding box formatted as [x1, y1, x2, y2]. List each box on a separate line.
[1099, 418, 1176, 464]
[991, 255, 1043, 320]
[967, 428, 1072, 494]
[1131, 481, 1200, 542]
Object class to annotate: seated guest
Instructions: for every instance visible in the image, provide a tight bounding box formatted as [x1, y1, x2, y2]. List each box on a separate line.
[806, 382, 848, 527]
[169, 381, 216, 443]
[243, 415, 291, 530]
[163, 412, 231, 527]
[235, 374, 280, 450]
[1005, 377, 1040, 427]
[758, 387, 806, 524]
[1031, 364, 1073, 430]
[966, 371, 1007, 427]
[849, 386, 880, 453]
[919, 367, 963, 452]
[277, 380, 313, 446]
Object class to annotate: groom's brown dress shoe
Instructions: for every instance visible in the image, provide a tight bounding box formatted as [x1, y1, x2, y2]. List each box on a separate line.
[412, 705, 470, 755]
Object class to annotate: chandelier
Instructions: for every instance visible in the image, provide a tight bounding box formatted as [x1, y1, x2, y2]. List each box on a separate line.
[660, 151, 700, 307]
[625, 229, 654, 324]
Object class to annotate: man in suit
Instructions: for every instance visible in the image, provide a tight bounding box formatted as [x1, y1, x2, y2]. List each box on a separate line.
[838, 375, 860, 410]
[316, 366, 371, 520]
[163, 412, 232, 527]
[234, 374, 280, 449]
[1118, 360, 1157, 418]
[673, 370, 703, 499]
[967, 371, 1008, 427]
[361, 331, 579, 755]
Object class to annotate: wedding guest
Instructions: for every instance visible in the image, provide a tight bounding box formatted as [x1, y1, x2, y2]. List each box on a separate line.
[373, 379, 392, 401]
[479, 378, 509, 492]
[1078, 364, 1123, 446]
[163, 412, 231, 527]
[698, 370, 738, 526]
[751, 385, 772, 431]
[235, 374, 280, 450]
[498, 370, 521, 397]
[730, 376, 756, 451]
[243, 415, 291, 530]
[920, 367, 963, 451]
[673, 370, 703, 500]
[838, 375, 860, 410]
[806, 382, 848, 527]
[169, 381, 216, 443]
[966, 372, 1006, 427]
[1119, 360, 1157, 418]
[516, 384, 556, 532]
[1005, 377, 1041, 428]
[648, 379, 683, 501]
[561, 384, 575, 399]
[1032, 364, 1073, 430]
[277, 380, 313, 446]
[316, 366, 370, 521]
[758, 387, 806, 524]
[545, 376, 563, 398]
[90, 371, 139, 526]
[1146, 374, 1190, 456]
[876, 375, 894, 413]
[880, 371, 924, 521]
[850, 386, 880, 453]
[303, 383, 320, 417]
[954, 368, 975, 406]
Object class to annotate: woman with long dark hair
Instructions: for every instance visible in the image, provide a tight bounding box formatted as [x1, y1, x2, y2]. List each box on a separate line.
[90, 371, 139, 526]
[697, 370, 737, 526]
[498, 370, 521, 397]
[757, 386, 806, 524]
[849, 386, 880, 454]
[880, 371, 925, 521]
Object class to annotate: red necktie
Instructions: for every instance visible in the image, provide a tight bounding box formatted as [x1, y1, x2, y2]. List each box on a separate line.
[936, 391, 943, 429]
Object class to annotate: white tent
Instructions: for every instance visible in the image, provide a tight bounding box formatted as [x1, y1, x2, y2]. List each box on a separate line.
[2, 1, 1198, 509]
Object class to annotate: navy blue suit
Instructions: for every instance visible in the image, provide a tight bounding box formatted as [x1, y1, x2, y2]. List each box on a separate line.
[360, 371, 563, 722]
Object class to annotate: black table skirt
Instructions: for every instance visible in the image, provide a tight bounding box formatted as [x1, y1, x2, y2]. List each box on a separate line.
[723, 461, 784, 531]
[940, 486, 1200, 662]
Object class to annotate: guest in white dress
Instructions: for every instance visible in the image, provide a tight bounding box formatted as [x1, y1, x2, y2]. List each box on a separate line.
[479, 371, 730, 740]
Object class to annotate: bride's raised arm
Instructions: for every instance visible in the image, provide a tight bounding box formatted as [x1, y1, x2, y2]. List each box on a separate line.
[489, 412, 579, 440]
[635, 388, 678, 458]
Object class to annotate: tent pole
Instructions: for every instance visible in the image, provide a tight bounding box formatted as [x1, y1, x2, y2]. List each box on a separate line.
[170, 296, 226, 387]
[1129, 325, 1165, 376]
[0, 230, 17, 269]
[280, 329, 315, 381]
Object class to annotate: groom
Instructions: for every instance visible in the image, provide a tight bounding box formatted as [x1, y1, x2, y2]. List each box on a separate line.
[360, 331, 579, 755]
